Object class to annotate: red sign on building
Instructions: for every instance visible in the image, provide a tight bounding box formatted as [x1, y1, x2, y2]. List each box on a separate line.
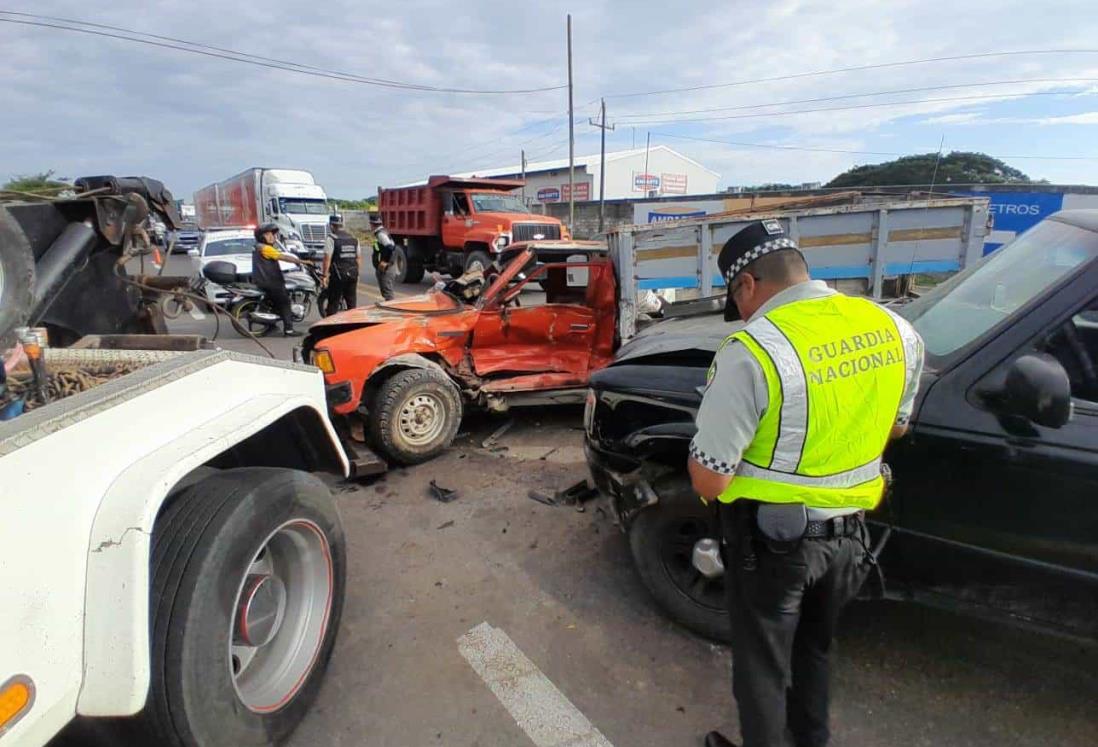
[560, 182, 591, 201]
[661, 173, 688, 194]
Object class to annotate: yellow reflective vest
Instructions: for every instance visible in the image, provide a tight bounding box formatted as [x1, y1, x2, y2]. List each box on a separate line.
[714, 293, 919, 509]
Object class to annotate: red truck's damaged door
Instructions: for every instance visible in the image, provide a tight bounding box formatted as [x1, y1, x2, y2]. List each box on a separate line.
[469, 260, 614, 385]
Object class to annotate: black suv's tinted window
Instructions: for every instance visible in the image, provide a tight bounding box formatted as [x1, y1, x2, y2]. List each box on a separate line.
[1043, 299, 1098, 403]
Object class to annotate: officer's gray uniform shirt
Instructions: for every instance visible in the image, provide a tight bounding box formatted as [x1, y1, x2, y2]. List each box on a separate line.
[690, 280, 924, 518]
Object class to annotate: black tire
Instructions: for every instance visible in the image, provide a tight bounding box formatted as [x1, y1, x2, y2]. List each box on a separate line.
[389, 246, 409, 283]
[368, 368, 462, 464]
[628, 490, 731, 642]
[464, 249, 491, 275]
[137, 467, 345, 747]
[0, 208, 36, 349]
[231, 299, 274, 338]
[402, 238, 426, 283]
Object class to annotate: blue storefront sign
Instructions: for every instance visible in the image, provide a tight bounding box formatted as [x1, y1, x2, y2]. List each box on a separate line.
[648, 209, 706, 223]
[961, 191, 1064, 254]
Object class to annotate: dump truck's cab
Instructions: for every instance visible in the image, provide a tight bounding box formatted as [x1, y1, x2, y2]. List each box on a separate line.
[378, 176, 570, 283]
[302, 241, 611, 472]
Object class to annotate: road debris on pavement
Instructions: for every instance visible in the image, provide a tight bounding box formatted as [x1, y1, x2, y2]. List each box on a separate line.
[428, 479, 459, 503]
[528, 479, 600, 508]
[481, 419, 514, 449]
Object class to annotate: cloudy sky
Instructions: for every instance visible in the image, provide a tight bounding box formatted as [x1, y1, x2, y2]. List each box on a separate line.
[4, 1, 1098, 200]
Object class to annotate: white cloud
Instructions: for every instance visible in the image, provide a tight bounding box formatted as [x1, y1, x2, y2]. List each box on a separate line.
[3, 0, 1098, 195]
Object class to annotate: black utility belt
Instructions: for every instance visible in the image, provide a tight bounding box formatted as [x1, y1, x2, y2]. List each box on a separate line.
[804, 513, 863, 539]
[750, 502, 863, 545]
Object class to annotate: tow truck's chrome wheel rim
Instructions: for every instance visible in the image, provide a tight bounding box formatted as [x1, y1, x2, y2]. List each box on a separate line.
[230, 520, 333, 713]
[466, 257, 487, 274]
[398, 393, 446, 445]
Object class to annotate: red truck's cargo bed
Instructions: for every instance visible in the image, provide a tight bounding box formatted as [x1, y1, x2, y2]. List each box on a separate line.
[379, 175, 525, 237]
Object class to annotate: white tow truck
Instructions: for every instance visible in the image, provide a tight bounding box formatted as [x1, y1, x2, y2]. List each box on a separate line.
[0, 177, 349, 746]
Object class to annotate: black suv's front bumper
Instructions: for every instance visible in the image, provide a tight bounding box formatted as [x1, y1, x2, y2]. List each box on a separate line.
[583, 438, 662, 529]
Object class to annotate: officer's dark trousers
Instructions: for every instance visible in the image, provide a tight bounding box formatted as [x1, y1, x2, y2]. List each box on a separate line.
[263, 283, 294, 332]
[376, 263, 395, 300]
[719, 502, 870, 747]
[325, 277, 357, 316]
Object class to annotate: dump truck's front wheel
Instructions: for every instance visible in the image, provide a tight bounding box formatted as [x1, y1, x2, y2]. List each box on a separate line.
[137, 468, 346, 746]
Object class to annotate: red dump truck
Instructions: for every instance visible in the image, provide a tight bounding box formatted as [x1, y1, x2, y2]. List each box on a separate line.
[378, 175, 569, 283]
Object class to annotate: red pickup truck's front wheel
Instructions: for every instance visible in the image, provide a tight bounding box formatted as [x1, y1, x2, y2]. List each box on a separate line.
[369, 368, 463, 464]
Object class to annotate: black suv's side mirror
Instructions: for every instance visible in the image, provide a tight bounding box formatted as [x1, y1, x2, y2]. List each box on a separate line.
[1001, 353, 1073, 428]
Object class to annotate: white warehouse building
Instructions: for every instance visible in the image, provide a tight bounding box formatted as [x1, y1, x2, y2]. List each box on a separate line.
[452, 145, 720, 205]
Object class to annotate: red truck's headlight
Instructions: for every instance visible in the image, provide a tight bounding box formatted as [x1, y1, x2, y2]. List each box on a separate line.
[313, 349, 336, 374]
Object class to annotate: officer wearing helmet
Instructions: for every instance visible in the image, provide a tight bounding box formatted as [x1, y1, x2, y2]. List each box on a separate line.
[252, 223, 312, 336]
[322, 213, 360, 315]
[690, 220, 923, 747]
[370, 212, 397, 301]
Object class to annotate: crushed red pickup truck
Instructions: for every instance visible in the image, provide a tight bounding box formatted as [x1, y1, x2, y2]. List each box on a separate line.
[301, 241, 619, 473]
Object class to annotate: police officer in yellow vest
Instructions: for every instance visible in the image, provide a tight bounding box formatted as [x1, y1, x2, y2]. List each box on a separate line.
[690, 220, 923, 747]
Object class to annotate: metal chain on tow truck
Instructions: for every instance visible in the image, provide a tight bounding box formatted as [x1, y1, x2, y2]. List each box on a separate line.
[7, 362, 149, 410]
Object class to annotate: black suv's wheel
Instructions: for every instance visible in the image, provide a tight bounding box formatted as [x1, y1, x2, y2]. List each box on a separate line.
[368, 368, 463, 464]
[0, 209, 36, 349]
[137, 468, 346, 746]
[628, 493, 731, 642]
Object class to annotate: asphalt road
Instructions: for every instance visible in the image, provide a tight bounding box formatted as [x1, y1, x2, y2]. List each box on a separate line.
[54, 254, 1098, 746]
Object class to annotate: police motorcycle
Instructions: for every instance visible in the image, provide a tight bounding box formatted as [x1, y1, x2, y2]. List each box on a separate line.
[201, 256, 319, 337]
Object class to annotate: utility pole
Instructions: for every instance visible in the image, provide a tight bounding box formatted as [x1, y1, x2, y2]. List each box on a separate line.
[567, 13, 575, 231]
[589, 98, 615, 232]
[521, 149, 526, 204]
[643, 132, 651, 197]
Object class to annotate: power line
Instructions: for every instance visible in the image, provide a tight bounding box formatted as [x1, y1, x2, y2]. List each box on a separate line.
[619, 89, 1098, 126]
[0, 12, 565, 94]
[651, 131, 1098, 161]
[613, 77, 1098, 120]
[605, 49, 1098, 98]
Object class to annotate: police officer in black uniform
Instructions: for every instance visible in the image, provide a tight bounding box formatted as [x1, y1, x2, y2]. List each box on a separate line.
[322, 213, 360, 315]
[252, 223, 312, 336]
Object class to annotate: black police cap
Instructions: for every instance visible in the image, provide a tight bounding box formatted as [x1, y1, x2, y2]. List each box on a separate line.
[717, 219, 800, 284]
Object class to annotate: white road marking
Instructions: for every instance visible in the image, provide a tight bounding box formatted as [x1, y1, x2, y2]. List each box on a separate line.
[458, 622, 614, 747]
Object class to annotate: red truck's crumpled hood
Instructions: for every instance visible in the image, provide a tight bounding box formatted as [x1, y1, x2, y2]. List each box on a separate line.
[311, 291, 464, 328]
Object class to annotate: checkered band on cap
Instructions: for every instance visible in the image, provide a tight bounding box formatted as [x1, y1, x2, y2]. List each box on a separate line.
[726, 237, 798, 280]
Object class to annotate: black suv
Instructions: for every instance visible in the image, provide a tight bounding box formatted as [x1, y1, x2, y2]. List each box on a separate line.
[584, 211, 1098, 643]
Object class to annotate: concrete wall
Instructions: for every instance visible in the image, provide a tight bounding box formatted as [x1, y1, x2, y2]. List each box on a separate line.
[542, 201, 634, 238]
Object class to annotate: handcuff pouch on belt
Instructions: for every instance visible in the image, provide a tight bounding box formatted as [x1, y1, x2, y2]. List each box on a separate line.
[755, 503, 808, 555]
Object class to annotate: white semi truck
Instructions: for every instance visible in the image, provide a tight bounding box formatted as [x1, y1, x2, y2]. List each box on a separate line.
[0, 177, 348, 746]
[194, 168, 332, 258]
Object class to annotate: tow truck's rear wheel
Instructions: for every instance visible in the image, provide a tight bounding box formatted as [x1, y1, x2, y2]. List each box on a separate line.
[369, 368, 463, 464]
[628, 492, 731, 642]
[138, 468, 346, 746]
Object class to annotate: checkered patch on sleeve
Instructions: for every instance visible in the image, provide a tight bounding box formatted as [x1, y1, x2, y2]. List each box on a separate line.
[689, 440, 736, 475]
